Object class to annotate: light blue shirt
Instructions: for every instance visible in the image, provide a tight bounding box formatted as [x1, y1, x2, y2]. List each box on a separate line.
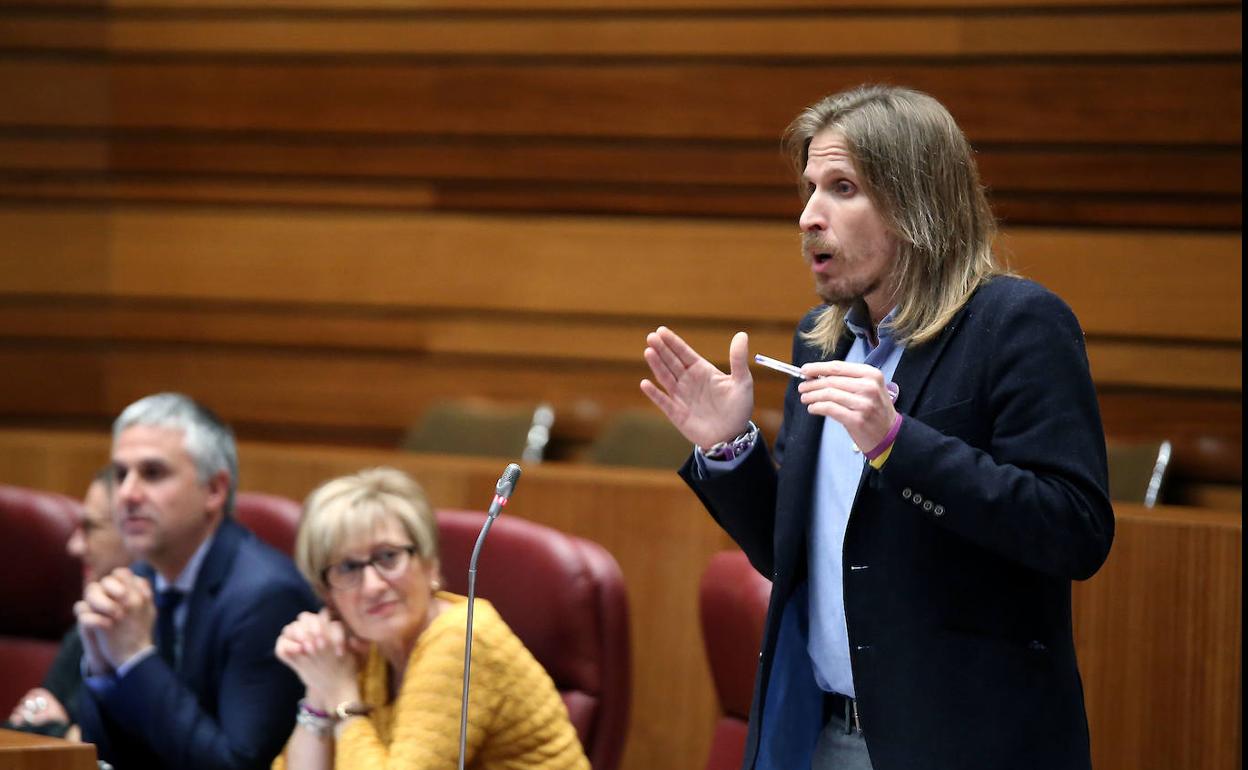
[694, 307, 904, 700]
[807, 307, 903, 697]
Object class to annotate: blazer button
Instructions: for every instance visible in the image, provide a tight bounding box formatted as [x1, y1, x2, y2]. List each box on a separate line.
[912, 492, 923, 504]
[933, 505, 945, 516]
[922, 500, 933, 512]
[902, 488, 912, 500]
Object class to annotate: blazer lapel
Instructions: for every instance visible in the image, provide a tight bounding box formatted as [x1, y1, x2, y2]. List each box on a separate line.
[891, 305, 967, 416]
[179, 519, 244, 683]
[774, 332, 855, 580]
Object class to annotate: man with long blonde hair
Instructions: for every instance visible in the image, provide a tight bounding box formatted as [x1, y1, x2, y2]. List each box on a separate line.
[642, 85, 1113, 770]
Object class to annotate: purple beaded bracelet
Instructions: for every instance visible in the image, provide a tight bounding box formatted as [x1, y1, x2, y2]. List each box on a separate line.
[864, 413, 904, 461]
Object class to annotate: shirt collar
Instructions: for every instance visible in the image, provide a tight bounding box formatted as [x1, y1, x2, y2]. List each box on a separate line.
[844, 303, 898, 344]
[153, 527, 217, 595]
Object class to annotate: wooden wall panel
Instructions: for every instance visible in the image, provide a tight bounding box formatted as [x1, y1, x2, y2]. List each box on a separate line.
[0, 59, 1238, 146]
[0, 0, 1241, 496]
[0, 204, 1241, 491]
[4, 0, 1239, 13]
[0, 331, 1239, 484]
[0, 429, 1238, 770]
[2, 137, 1239, 198]
[3, 11, 1241, 57]
[1073, 506, 1242, 770]
[1, 207, 1241, 339]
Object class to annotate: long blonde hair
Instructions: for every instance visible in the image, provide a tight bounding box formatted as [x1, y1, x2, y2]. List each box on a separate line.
[783, 85, 1006, 353]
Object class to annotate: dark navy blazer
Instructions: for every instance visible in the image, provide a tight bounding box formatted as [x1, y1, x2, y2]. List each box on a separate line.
[77, 517, 319, 770]
[683, 277, 1115, 770]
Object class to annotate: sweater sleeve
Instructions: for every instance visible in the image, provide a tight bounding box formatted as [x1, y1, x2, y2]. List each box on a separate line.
[334, 599, 586, 770]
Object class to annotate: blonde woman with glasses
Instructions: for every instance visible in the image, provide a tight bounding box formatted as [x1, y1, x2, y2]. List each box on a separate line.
[271, 467, 587, 770]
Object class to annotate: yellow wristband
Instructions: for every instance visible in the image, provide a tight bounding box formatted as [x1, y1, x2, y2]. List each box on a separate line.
[868, 443, 894, 469]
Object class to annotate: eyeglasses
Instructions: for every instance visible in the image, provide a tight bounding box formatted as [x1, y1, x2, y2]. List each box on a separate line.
[322, 544, 418, 590]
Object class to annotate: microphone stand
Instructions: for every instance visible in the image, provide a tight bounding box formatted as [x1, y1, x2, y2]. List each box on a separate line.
[457, 464, 521, 770]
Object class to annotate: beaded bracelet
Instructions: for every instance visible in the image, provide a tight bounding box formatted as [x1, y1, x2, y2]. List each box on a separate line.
[296, 701, 334, 737]
[703, 420, 759, 461]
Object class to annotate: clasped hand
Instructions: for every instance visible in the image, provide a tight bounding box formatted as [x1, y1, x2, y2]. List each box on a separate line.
[74, 567, 156, 676]
[275, 609, 365, 711]
[798, 360, 897, 452]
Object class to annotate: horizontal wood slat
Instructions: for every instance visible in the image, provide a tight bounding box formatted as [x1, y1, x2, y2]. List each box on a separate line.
[0, 11, 1240, 57]
[1, 136, 1240, 196]
[1, 174, 1240, 230]
[0, 60, 1240, 145]
[0, 342, 1238, 483]
[4, 0, 1239, 11]
[2, 207, 1240, 341]
[0, 299, 1240, 393]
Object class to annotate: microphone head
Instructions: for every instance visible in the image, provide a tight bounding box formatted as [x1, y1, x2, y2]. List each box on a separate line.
[495, 463, 522, 499]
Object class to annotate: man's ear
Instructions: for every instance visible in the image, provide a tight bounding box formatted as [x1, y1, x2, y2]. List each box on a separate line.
[204, 470, 230, 516]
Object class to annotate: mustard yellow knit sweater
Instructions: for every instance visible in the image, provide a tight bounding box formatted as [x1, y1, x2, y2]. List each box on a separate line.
[274, 592, 589, 770]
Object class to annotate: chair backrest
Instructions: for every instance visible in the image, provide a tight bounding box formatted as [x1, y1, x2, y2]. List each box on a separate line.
[0, 485, 84, 712]
[700, 550, 771, 770]
[1107, 439, 1172, 508]
[586, 409, 693, 469]
[402, 400, 554, 462]
[233, 491, 303, 556]
[436, 510, 630, 770]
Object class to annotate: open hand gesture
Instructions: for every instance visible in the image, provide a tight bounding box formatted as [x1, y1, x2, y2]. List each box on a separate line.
[641, 327, 754, 451]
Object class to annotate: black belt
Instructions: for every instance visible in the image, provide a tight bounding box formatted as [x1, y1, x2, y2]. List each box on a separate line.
[824, 692, 863, 734]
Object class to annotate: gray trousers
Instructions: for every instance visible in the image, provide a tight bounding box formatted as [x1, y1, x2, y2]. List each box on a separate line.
[811, 709, 874, 770]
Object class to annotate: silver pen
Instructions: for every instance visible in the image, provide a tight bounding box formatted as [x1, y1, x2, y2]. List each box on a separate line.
[753, 354, 806, 380]
[753, 353, 900, 402]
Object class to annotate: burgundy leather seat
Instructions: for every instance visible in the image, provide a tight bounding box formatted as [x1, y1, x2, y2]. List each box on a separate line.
[233, 491, 302, 556]
[0, 485, 85, 712]
[437, 510, 630, 770]
[700, 550, 771, 770]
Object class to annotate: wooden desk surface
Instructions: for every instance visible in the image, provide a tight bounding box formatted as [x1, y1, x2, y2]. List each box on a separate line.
[0, 729, 96, 770]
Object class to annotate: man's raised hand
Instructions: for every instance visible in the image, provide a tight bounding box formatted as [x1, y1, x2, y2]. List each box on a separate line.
[640, 327, 754, 451]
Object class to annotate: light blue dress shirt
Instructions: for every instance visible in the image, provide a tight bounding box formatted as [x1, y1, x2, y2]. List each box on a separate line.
[695, 307, 904, 701]
[807, 307, 903, 697]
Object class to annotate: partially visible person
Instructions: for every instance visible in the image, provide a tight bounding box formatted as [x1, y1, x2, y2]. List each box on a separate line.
[272, 467, 588, 770]
[74, 392, 319, 769]
[5, 468, 129, 740]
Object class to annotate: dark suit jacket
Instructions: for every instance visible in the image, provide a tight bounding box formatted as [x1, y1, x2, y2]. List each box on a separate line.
[683, 277, 1115, 770]
[77, 517, 319, 770]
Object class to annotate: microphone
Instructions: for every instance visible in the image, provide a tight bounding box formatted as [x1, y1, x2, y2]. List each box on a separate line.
[458, 463, 522, 770]
[486, 462, 522, 519]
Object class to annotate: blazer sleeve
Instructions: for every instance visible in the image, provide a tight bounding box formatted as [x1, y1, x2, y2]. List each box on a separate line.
[879, 287, 1115, 581]
[677, 313, 817, 580]
[679, 443, 779, 578]
[83, 580, 313, 770]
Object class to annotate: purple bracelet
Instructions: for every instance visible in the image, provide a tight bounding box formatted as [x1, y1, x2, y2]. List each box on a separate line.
[864, 413, 904, 461]
[299, 700, 331, 719]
